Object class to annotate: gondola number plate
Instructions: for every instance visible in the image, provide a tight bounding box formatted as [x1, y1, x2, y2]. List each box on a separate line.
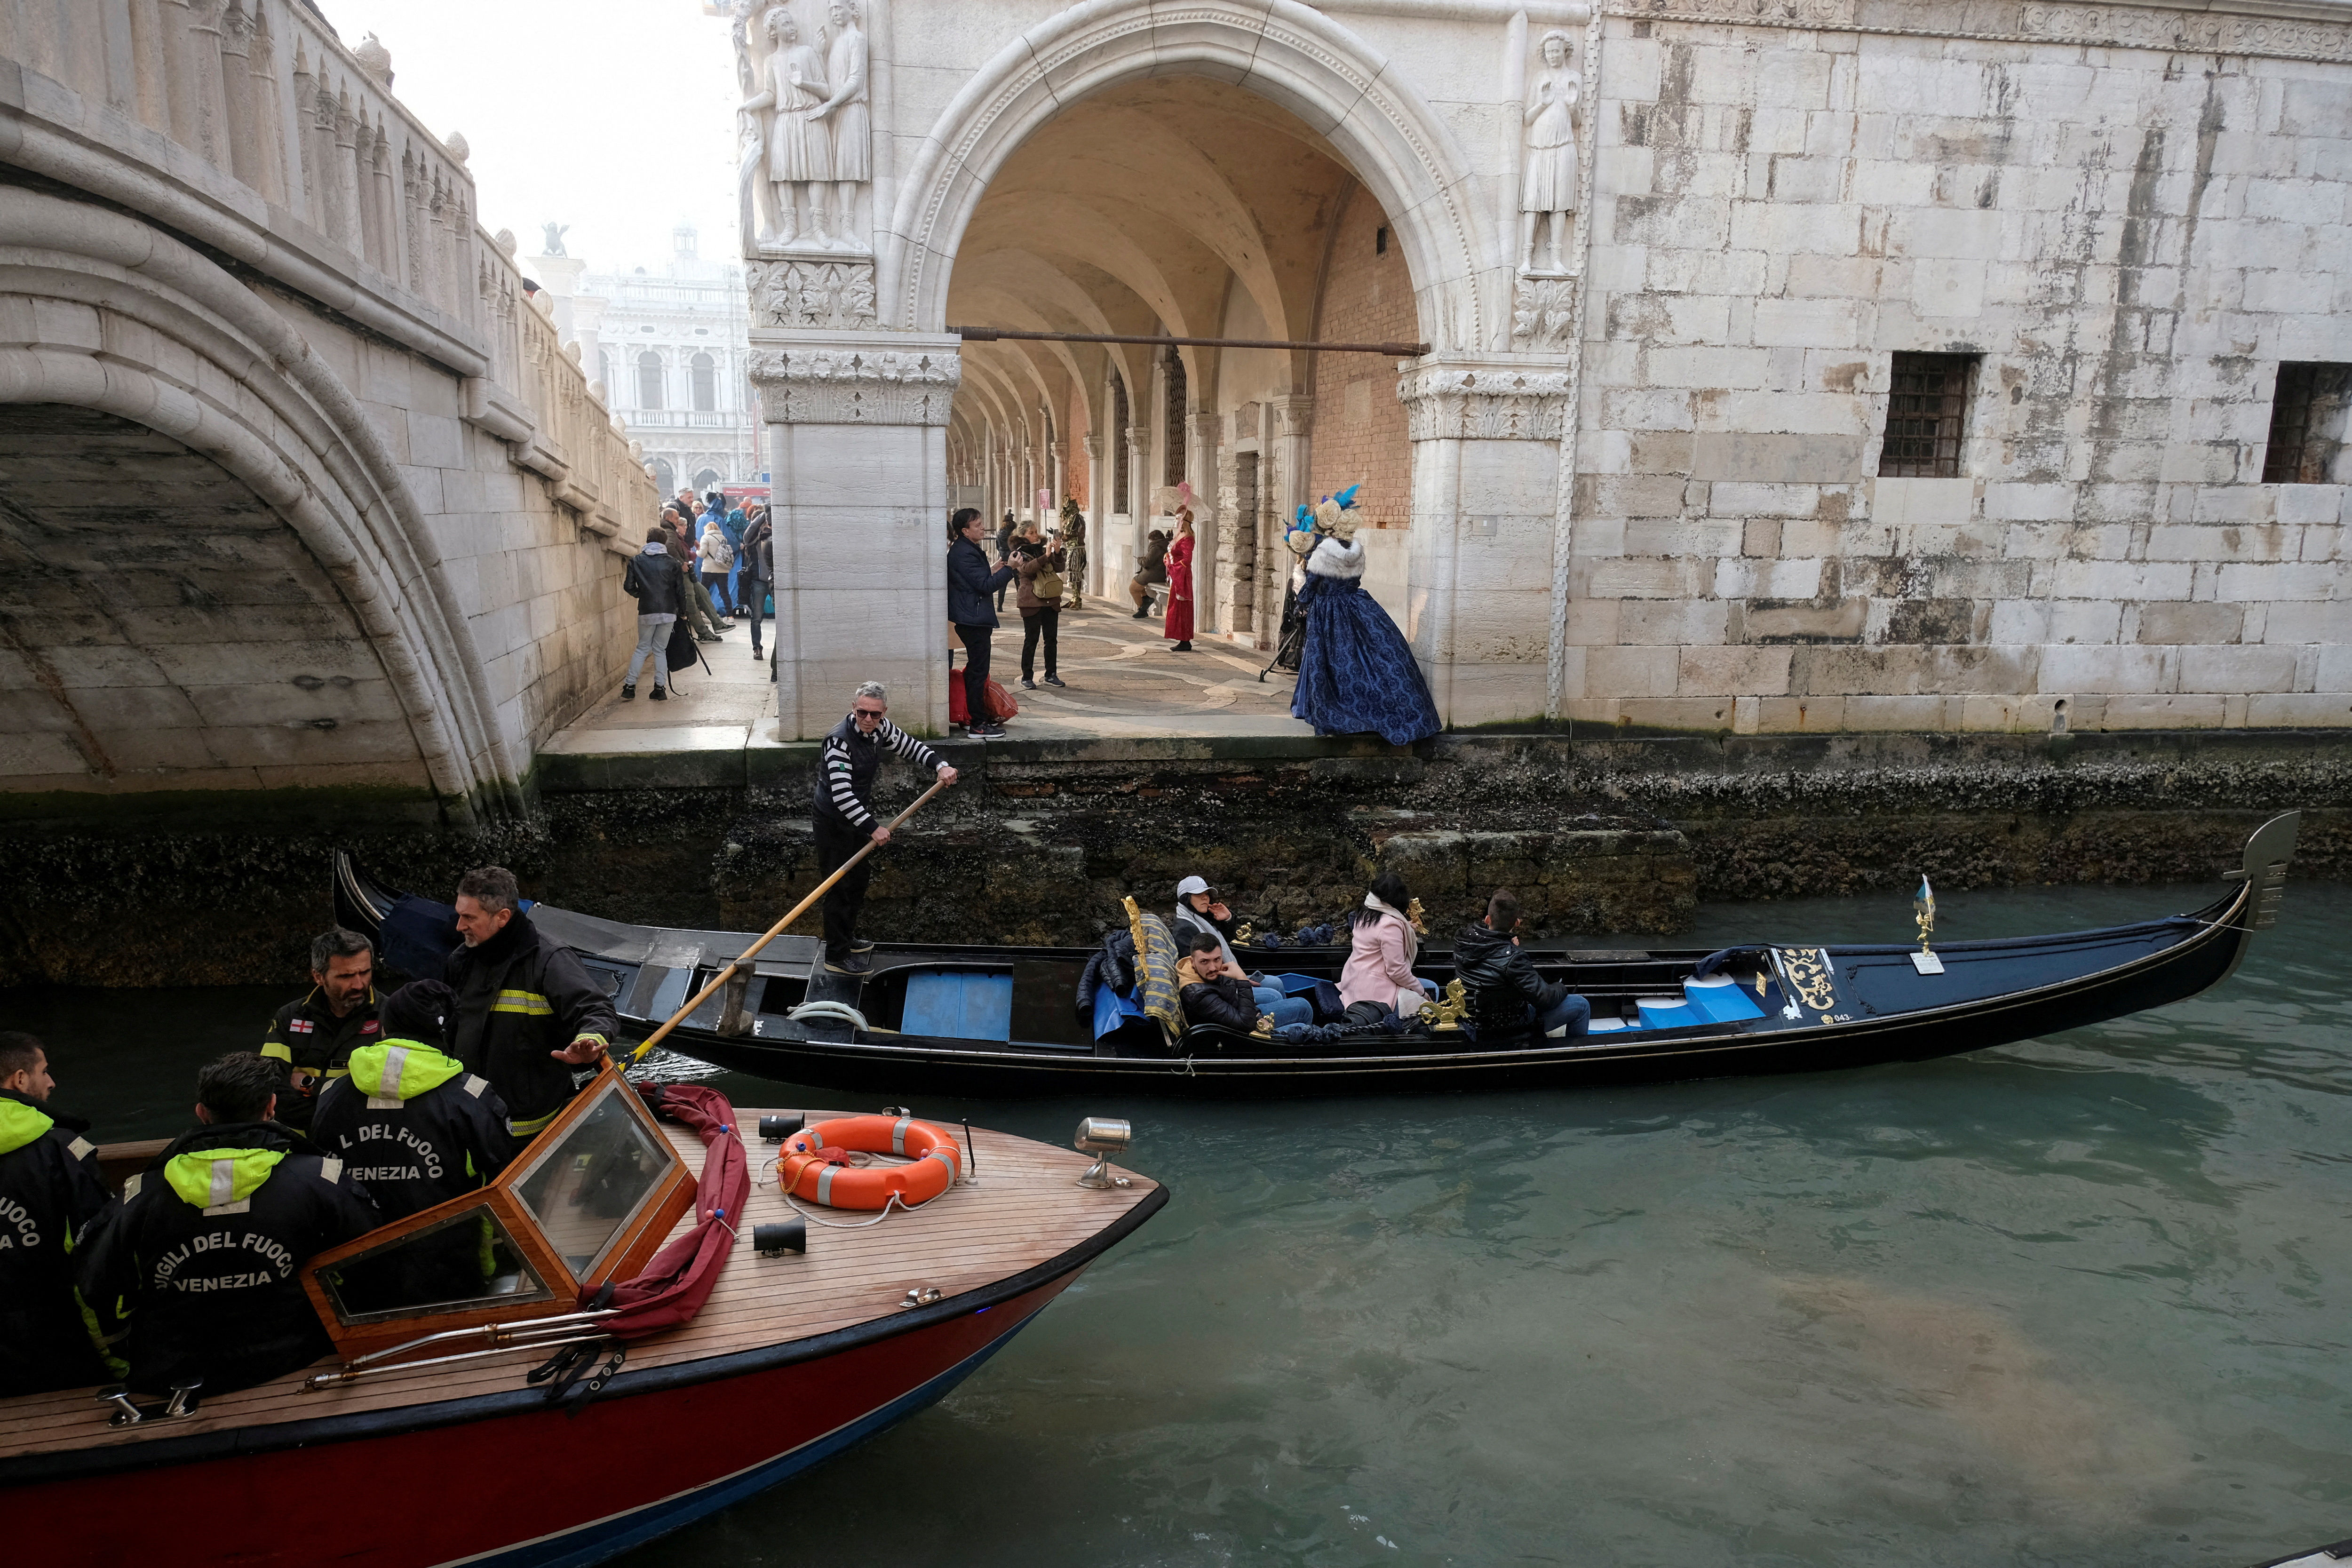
[1910, 951, 1945, 975]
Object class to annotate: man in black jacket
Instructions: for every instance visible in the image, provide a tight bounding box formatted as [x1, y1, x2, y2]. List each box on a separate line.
[620, 527, 685, 700]
[948, 508, 1018, 740]
[445, 866, 618, 1138]
[259, 927, 381, 1132]
[0, 1033, 114, 1396]
[1177, 934, 1270, 1035]
[76, 1052, 380, 1397]
[1455, 889, 1590, 1041]
[814, 681, 958, 975]
[311, 980, 516, 1223]
[741, 509, 775, 660]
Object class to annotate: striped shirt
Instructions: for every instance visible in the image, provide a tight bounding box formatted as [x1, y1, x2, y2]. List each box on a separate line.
[818, 714, 941, 831]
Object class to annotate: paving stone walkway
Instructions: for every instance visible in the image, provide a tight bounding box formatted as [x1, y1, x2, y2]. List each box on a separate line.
[540, 599, 1313, 778]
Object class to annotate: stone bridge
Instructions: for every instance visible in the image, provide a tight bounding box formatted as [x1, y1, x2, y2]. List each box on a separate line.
[0, 5, 656, 828]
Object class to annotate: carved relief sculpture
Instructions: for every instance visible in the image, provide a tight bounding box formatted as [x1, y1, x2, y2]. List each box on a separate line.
[747, 259, 877, 328]
[1520, 30, 1580, 275]
[540, 222, 568, 257]
[741, 6, 835, 248]
[812, 1, 871, 251]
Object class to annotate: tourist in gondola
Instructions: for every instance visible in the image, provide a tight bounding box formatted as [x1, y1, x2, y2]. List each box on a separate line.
[948, 508, 1019, 740]
[1288, 486, 1441, 744]
[1172, 876, 1311, 1026]
[815, 681, 959, 975]
[1176, 934, 1272, 1034]
[1339, 872, 1432, 1019]
[445, 866, 618, 1138]
[259, 927, 381, 1131]
[310, 979, 516, 1225]
[76, 1051, 381, 1397]
[0, 1032, 114, 1396]
[1455, 889, 1589, 1040]
[1163, 507, 1197, 652]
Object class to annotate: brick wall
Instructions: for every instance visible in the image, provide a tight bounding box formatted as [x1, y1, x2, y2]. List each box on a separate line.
[1311, 190, 1415, 531]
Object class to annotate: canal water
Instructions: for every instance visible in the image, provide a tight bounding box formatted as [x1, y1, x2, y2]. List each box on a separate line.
[9, 880, 2348, 1566]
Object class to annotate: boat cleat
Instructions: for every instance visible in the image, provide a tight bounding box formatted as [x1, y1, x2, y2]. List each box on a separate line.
[897, 1286, 944, 1309]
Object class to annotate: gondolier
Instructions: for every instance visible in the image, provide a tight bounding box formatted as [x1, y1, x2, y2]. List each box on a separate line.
[445, 866, 618, 1138]
[816, 681, 957, 975]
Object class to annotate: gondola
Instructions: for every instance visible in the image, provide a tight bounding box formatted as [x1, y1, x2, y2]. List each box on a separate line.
[333, 812, 2301, 1099]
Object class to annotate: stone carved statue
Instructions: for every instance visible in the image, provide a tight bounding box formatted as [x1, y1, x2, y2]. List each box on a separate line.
[740, 6, 839, 249]
[810, 0, 870, 250]
[540, 222, 569, 257]
[1519, 30, 1581, 274]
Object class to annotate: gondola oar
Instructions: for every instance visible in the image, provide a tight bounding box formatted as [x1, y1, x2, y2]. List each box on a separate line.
[626, 775, 953, 1066]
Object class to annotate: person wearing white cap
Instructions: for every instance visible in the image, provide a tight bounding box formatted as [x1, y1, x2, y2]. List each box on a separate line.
[1171, 876, 1310, 1027]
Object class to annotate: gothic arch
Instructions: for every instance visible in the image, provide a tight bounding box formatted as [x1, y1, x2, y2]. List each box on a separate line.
[884, 0, 1496, 351]
[0, 188, 524, 820]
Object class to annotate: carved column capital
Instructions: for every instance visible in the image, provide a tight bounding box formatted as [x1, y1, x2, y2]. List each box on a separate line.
[1269, 394, 1316, 436]
[746, 334, 961, 427]
[1082, 435, 1102, 460]
[1398, 356, 1574, 442]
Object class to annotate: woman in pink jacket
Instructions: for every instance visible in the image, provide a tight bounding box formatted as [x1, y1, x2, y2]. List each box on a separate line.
[1339, 872, 1430, 1017]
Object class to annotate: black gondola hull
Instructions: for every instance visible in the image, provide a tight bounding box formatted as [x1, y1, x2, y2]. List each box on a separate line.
[335, 840, 2286, 1100]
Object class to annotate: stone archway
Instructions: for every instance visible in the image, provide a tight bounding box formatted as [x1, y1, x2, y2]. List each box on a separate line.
[884, 0, 1500, 349]
[0, 189, 524, 821]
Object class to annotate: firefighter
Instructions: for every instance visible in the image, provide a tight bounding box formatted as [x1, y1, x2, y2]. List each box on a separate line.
[260, 928, 382, 1132]
[0, 1032, 113, 1396]
[445, 866, 618, 1139]
[311, 980, 516, 1222]
[76, 1052, 379, 1397]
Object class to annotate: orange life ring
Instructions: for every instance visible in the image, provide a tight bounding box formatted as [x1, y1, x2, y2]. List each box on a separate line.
[778, 1115, 963, 1210]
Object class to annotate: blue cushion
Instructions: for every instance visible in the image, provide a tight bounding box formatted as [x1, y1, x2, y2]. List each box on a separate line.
[903, 971, 1014, 1042]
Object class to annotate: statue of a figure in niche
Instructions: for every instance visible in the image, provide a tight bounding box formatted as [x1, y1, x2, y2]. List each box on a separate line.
[540, 222, 569, 257]
[810, 0, 870, 252]
[740, 6, 834, 248]
[1518, 30, 1581, 274]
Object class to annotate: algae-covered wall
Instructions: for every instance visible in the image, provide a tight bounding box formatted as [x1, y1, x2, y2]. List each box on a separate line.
[0, 730, 2340, 989]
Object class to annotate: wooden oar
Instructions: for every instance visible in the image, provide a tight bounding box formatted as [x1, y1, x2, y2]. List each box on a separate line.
[627, 775, 954, 1066]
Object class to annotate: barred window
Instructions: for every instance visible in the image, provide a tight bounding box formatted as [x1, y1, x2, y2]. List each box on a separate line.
[691, 352, 717, 413]
[1111, 373, 1131, 508]
[2263, 363, 2350, 484]
[1163, 344, 1187, 488]
[1878, 352, 1978, 478]
[636, 351, 664, 411]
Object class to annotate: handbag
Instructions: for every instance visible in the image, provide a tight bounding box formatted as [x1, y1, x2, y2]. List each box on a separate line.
[1031, 565, 1065, 601]
[665, 614, 700, 672]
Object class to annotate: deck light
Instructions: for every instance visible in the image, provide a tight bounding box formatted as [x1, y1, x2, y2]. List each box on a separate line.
[758, 1113, 804, 1142]
[1073, 1117, 1132, 1190]
[754, 1220, 807, 1255]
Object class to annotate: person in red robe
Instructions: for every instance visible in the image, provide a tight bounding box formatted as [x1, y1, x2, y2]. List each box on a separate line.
[1164, 508, 1197, 651]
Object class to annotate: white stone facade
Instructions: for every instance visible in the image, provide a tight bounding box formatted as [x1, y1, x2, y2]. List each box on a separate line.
[540, 227, 762, 503]
[0, 4, 657, 818]
[731, 0, 2347, 740]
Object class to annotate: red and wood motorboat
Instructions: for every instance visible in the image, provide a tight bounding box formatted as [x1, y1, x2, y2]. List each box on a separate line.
[0, 1078, 1165, 1568]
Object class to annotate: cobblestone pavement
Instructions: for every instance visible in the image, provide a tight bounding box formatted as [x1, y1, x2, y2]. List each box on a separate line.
[544, 600, 1309, 759]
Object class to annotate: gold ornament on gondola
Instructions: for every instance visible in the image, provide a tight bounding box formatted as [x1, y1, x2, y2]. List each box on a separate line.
[1417, 977, 1469, 1033]
[1405, 897, 1428, 936]
[1908, 876, 1944, 974]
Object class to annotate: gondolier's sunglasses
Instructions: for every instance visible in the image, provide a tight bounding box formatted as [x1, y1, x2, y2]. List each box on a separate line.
[852, 704, 885, 724]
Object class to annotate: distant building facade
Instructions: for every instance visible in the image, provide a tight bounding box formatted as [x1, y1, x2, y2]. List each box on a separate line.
[538, 225, 758, 502]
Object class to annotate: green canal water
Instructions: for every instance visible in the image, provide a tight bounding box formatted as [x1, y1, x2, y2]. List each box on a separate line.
[9, 881, 2349, 1566]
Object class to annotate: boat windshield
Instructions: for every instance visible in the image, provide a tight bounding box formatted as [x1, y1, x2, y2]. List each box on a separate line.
[314, 1203, 556, 1323]
[508, 1078, 680, 1276]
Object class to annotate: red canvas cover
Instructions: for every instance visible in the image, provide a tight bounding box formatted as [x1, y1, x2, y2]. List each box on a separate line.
[595, 1083, 749, 1339]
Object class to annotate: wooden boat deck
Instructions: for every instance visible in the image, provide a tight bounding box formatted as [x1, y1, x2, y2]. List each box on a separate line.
[0, 1110, 1157, 1465]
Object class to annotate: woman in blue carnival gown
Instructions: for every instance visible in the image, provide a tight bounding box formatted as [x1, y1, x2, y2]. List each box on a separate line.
[1287, 486, 1442, 745]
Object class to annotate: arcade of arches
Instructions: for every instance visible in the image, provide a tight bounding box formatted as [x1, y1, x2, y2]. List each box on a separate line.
[942, 76, 1420, 650]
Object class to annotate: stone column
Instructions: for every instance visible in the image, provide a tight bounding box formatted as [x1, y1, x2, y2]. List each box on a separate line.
[750, 333, 961, 740]
[1081, 434, 1104, 598]
[1186, 407, 1220, 632]
[1269, 393, 1314, 642]
[532, 254, 588, 344]
[1049, 440, 1065, 520]
[1124, 424, 1149, 560]
[1397, 357, 1574, 727]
